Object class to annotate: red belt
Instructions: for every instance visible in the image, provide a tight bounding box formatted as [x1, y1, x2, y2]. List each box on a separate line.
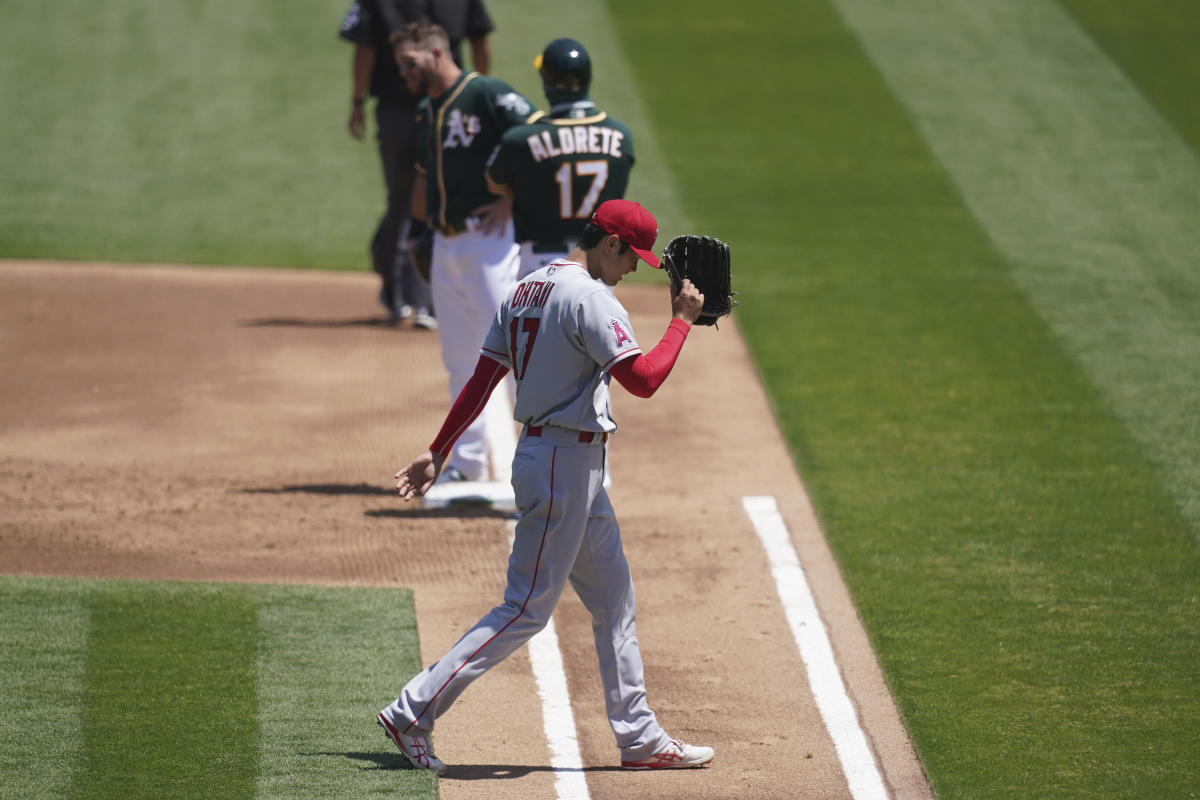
[526, 425, 607, 444]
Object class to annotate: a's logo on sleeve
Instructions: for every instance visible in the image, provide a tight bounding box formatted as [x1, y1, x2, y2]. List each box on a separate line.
[495, 91, 532, 117]
[611, 319, 632, 347]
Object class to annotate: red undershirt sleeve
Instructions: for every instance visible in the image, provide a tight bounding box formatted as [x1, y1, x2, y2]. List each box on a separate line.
[429, 355, 510, 458]
[609, 318, 692, 398]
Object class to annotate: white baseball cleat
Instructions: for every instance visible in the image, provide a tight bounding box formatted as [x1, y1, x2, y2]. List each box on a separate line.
[621, 738, 715, 770]
[388, 303, 413, 324]
[377, 712, 446, 775]
[412, 309, 438, 330]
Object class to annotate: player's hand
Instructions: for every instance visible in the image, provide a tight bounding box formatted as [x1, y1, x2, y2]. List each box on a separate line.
[348, 106, 366, 140]
[471, 195, 513, 236]
[395, 450, 444, 500]
[671, 278, 705, 324]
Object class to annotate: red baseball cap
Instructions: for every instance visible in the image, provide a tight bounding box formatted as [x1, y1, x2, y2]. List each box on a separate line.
[591, 199, 661, 268]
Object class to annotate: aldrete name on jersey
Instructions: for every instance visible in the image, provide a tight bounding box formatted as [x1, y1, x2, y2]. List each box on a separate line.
[526, 126, 626, 163]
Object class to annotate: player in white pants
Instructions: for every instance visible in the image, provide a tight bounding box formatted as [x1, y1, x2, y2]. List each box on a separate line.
[383, 199, 715, 773]
[516, 239, 575, 280]
[428, 217, 520, 480]
[394, 21, 540, 482]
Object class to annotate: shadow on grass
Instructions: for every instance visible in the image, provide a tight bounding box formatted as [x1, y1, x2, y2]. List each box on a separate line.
[303, 750, 408, 770]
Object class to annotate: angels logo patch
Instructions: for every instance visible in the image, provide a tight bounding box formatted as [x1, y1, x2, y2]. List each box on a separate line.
[610, 319, 632, 347]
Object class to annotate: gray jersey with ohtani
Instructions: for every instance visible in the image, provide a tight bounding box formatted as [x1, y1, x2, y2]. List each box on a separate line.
[481, 259, 640, 434]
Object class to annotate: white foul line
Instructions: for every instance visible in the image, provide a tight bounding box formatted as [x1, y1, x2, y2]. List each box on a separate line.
[506, 521, 591, 800]
[742, 495, 889, 800]
[492, 391, 588, 797]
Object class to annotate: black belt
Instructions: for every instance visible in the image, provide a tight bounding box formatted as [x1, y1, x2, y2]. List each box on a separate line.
[530, 241, 569, 253]
[437, 219, 470, 237]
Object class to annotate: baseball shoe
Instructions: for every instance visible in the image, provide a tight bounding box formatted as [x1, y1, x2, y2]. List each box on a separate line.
[621, 739, 715, 770]
[412, 309, 437, 330]
[377, 712, 446, 775]
[387, 304, 413, 324]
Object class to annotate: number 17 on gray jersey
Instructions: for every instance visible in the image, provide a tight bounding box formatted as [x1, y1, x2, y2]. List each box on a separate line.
[481, 261, 641, 435]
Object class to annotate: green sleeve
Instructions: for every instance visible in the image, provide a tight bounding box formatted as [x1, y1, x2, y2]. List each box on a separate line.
[487, 132, 517, 188]
[487, 79, 537, 129]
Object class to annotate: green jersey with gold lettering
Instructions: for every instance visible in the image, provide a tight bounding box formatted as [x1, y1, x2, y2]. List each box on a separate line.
[415, 72, 538, 228]
[486, 102, 635, 244]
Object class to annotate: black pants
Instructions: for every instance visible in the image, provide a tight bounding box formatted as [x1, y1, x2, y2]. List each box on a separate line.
[372, 101, 432, 317]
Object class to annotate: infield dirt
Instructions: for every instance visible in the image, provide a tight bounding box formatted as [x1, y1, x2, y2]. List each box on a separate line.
[1, 260, 931, 800]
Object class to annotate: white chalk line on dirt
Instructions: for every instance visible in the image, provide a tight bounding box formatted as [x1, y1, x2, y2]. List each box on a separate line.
[743, 495, 889, 800]
[505, 520, 591, 800]
[490, 392, 590, 798]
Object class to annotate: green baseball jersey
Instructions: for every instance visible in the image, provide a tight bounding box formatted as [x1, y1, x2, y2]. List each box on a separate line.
[414, 72, 538, 227]
[486, 107, 635, 244]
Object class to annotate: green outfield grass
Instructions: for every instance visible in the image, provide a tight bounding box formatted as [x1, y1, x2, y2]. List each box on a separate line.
[607, 0, 1199, 796]
[0, 577, 435, 800]
[3, 0, 1199, 797]
[0, 1, 378, 269]
[1059, 0, 1200, 154]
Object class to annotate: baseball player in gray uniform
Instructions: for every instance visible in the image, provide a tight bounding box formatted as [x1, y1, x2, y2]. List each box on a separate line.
[382, 199, 715, 773]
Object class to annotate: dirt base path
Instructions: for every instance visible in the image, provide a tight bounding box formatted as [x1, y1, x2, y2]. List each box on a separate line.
[0, 260, 931, 800]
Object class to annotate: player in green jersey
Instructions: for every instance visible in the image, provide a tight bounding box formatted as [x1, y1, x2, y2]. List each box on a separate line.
[486, 38, 636, 279]
[393, 21, 540, 484]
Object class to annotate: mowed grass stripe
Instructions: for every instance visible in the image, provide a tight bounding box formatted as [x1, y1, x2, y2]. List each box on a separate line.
[255, 584, 434, 800]
[1059, 0, 1200, 156]
[830, 0, 1200, 533]
[0, 579, 88, 800]
[68, 583, 260, 800]
[0, 578, 437, 800]
[0, 0, 377, 269]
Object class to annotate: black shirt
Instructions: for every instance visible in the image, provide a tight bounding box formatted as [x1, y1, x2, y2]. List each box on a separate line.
[339, 0, 429, 108]
[339, 0, 495, 107]
[431, 0, 495, 67]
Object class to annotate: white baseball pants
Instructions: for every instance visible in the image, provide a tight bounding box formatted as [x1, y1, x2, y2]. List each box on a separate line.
[430, 220, 519, 480]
